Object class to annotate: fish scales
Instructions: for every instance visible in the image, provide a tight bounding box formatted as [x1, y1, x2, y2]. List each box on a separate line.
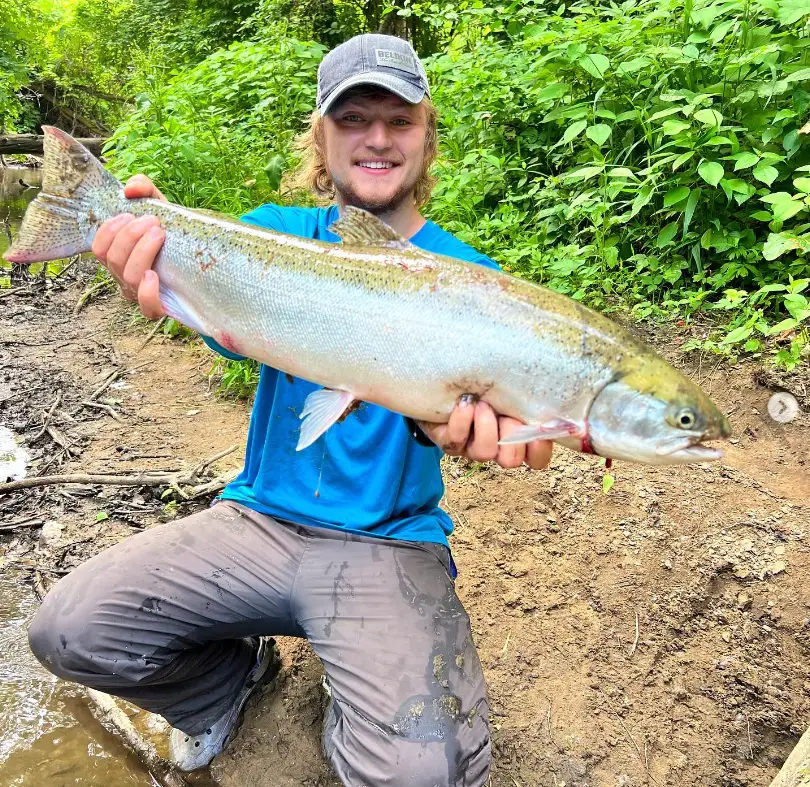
[4, 127, 730, 463]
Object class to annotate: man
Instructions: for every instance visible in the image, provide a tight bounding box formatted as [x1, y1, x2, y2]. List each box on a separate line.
[28, 34, 553, 786]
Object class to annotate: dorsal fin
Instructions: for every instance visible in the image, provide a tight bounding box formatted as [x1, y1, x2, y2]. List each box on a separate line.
[328, 206, 414, 249]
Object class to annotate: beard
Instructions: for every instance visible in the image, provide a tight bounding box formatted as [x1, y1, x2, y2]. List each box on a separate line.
[332, 165, 422, 215]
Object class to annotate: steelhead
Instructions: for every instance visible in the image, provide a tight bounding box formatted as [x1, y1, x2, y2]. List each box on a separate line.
[5, 127, 730, 463]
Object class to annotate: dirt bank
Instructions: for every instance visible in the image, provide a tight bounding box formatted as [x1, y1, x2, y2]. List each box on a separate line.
[1, 263, 809, 787]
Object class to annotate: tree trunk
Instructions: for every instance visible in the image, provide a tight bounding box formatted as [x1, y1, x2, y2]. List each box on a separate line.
[0, 134, 108, 157]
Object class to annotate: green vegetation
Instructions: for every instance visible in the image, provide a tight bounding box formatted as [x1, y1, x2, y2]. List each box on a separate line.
[2, 0, 809, 375]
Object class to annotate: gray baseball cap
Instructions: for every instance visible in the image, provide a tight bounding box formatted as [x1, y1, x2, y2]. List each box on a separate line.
[316, 34, 430, 115]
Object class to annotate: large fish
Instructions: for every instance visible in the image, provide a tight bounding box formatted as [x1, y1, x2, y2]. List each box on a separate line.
[5, 127, 730, 463]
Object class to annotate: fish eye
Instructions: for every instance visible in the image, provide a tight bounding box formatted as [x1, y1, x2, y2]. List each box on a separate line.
[676, 409, 697, 429]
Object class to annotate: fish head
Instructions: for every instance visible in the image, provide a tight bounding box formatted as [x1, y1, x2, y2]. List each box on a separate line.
[587, 359, 731, 464]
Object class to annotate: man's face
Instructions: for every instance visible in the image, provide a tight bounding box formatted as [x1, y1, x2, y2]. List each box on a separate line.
[323, 91, 427, 214]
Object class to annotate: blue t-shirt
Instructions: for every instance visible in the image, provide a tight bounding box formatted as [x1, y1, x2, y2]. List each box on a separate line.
[204, 204, 498, 549]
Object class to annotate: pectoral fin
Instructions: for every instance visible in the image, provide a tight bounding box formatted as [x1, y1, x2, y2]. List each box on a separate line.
[297, 388, 357, 451]
[497, 419, 582, 445]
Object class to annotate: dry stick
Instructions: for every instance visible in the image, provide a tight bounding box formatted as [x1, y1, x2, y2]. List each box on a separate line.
[0, 519, 45, 534]
[31, 390, 62, 441]
[31, 572, 190, 787]
[0, 446, 241, 496]
[74, 280, 111, 316]
[136, 317, 167, 353]
[0, 286, 27, 299]
[81, 400, 123, 422]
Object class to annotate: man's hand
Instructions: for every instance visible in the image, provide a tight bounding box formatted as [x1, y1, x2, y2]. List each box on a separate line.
[418, 397, 553, 470]
[92, 175, 167, 320]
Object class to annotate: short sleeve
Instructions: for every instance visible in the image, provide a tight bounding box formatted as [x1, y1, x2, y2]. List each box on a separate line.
[240, 203, 288, 232]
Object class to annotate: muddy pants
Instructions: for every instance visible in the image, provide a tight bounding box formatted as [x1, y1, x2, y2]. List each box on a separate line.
[27, 500, 491, 786]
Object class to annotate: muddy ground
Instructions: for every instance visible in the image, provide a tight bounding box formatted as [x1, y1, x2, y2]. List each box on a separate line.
[1, 259, 809, 787]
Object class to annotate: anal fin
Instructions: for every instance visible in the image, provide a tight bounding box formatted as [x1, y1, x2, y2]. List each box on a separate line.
[297, 388, 356, 451]
[497, 419, 582, 445]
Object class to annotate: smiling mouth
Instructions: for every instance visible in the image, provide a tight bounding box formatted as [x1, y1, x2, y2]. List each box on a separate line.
[355, 161, 398, 171]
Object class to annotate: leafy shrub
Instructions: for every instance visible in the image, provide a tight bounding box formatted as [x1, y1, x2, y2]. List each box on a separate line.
[425, 0, 810, 364]
[105, 36, 325, 212]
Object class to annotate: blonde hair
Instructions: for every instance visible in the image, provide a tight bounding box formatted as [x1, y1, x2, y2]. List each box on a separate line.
[292, 88, 439, 208]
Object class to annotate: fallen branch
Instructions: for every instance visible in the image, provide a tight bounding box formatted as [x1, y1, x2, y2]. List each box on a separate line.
[74, 280, 112, 316]
[0, 518, 44, 534]
[0, 133, 108, 156]
[137, 317, 167, 353]
[0, 447, 240, 496]
[31, 572, 190, 787]
[80, 399, 123, 422]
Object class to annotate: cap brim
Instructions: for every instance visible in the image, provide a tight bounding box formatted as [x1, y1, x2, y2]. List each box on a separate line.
[319, 73, 425, 114]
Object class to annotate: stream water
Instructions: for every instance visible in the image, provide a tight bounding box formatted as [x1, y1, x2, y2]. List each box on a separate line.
[0, 167, 153, 785]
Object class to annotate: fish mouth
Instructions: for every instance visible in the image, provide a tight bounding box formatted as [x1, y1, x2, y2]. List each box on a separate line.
[655, 431, 724, 462]
[667, 444, 724, 462]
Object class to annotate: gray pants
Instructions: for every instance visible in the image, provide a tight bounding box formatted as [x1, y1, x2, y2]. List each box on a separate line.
[28, 501, 491, 786]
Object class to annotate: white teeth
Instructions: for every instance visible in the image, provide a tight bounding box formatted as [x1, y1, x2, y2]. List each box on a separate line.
[358, 162, 393, 169]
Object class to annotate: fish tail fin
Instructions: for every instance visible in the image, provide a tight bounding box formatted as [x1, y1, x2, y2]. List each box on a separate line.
[3, 126, 121, 263]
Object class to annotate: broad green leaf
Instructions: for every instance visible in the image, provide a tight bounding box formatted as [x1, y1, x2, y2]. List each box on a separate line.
[772, 200, 805, 222]
[672, 151, 696, 171]
[777, 0, 810, 24]
[629, 185, 654, 218]
[693, 108, 723, 126]
[535, 82, 569, 102]
[760, 192, 795, 204]
[750, 210, 774, 221]
[752, 164, 779, 186]
[608, 167, 636, 178]
[664, 186, 690, 207]
[602, 473, 615, 494]
[649, 107, 683, 122]
[682, 44, 700, 60]
[721, 325, 753, 345]
[698, 161, 724, 187]
[563, 165, 604, 182]
[662, 120, 691, 135]
[616, 57, 650, 75]
[585, 124, 612, 146]
[579, 54, 610, 80]
[786, 68, 810, 84]
[710, 20, 735, 42]
[656, 222, 679, 247]
[763, 232, 808, 260]
[733, 152, 760, 171]
[794, 178, 810, 193]
[684, 188, 701, 237]
[558, 120, 588, 146]
[768, 318, 799, 334]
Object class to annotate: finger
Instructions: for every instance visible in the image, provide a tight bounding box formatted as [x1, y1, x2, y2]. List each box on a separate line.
[122, 225, 165, 293]
[526, 439, 553, 470]
[444, 394, 476, 449]
[124, 175, 167, 202]
[138, 270, 166, 321]
[91, 213, 135, 265]
[466, 401, 499, 462]
[106, 215, 161, 283]
[496, 417, 526, 469]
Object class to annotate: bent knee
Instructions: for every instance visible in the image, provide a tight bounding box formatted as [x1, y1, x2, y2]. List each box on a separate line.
[28, 602, 70, 675]
[28, 579, 100, 680]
